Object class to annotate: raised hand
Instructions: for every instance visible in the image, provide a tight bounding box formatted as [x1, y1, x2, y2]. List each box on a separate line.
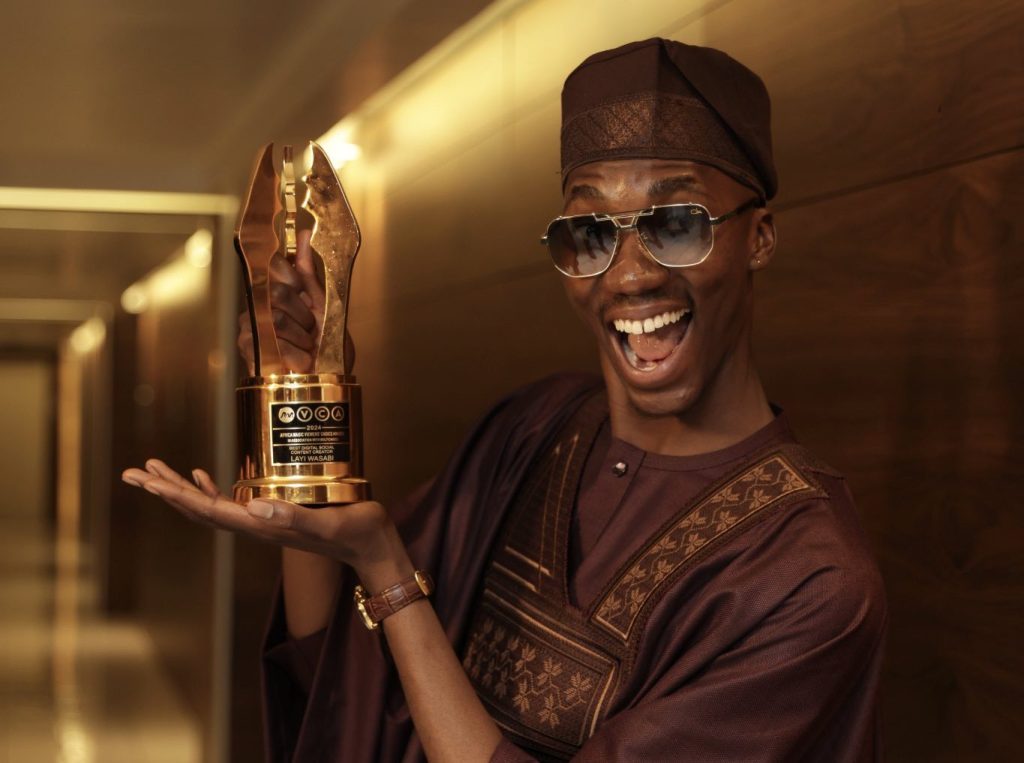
[122, 459, 397, 572]
[238, 228, 323, 375]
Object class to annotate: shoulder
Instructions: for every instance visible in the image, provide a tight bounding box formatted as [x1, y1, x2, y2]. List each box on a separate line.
[468, 372, 603, 450]
[639, 448, 886, 655]
[421, 372, 603, 496]
[736, 449, 887, 647]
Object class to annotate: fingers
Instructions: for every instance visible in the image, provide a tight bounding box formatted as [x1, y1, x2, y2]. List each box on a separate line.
[272, 306, 315, 349]
[190, 468, 224, 499]
[295, 229, 326, 299]
[269, 259, 316, 332]
[126, 468, 299, 540]
[246, 498, 336, 537]
[145, 458, 194, 490]
[249, 499, 389, 557]
[122, 463, 391, 564]
[269, 250, 303, 289]
[236, 249, 320, 375]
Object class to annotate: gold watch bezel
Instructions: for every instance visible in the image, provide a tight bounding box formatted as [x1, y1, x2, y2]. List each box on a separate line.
[353, 584, 380, 630]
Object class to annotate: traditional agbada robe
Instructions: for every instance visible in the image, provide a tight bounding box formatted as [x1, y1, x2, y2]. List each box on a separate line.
[262, 375, 887, 761]
[263, 36, 886, 762]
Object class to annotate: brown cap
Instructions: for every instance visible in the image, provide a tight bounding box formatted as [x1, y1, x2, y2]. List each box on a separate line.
[560, 38, 777, 200]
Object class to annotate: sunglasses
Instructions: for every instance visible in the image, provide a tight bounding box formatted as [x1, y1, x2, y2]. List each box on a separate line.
[541, 197, 763, 278]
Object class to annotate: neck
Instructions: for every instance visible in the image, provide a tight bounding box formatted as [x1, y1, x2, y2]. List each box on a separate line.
[605, 344, 774, 456]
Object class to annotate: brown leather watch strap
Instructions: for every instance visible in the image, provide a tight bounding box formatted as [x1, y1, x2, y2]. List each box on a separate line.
[354, 571, 433, 630]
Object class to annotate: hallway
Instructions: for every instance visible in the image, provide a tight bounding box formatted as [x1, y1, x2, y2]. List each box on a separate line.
[0, 516, 199, 763]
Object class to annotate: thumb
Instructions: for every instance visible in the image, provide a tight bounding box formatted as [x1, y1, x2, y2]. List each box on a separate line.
[246, 498, 338, 541]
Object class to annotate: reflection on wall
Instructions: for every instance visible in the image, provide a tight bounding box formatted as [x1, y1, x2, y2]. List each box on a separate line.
[308, 0, 1023, 759]
[108, 229, 226, 761]
[0, 357, 54, 521]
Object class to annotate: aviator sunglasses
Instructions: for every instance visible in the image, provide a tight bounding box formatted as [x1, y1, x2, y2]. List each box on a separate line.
[541, 197, 764, 278]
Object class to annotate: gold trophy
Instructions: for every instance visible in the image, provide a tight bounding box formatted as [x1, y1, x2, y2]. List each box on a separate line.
[233, 142, 370, 505]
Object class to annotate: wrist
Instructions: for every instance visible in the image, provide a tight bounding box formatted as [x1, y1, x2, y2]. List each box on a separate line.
[353, 521, 415, 593]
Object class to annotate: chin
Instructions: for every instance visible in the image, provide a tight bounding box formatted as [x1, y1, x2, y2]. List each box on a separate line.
[623, 377, 706, 418]
[600, 349, 706, 419]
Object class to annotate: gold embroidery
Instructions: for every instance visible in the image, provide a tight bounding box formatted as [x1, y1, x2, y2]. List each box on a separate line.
[463, 592, 617, 751]
[593, 454, 814, 641]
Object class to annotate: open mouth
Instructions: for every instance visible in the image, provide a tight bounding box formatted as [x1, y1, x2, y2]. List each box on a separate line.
[610, 308, 692, 372]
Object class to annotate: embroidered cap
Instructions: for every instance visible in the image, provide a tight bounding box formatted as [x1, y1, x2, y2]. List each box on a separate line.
[560, 38, 777, 200]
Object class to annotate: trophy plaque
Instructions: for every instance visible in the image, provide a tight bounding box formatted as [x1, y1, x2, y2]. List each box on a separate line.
[233, 142, 370, 505]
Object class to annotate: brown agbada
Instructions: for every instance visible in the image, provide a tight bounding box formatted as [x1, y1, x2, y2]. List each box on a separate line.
[261, 39, 885, 761]
[262, 375, 886, 761]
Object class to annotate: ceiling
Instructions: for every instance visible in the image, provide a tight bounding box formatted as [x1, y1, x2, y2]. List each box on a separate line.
[0, 0, 492, 348]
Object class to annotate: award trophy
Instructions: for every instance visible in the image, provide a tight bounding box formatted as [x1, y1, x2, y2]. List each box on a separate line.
[233, 142, 370, 505]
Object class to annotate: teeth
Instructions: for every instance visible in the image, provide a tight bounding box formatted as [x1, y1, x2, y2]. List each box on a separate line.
[612, 309, 690, 335]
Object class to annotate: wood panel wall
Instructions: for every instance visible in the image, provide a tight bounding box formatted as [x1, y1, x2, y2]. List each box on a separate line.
[125, 281, 220, 761]
[222, 0, 1023, 758]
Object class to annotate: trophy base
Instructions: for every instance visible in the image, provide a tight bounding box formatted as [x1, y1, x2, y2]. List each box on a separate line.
[235, 373, 370, 507]
[233, 476, 371, 506]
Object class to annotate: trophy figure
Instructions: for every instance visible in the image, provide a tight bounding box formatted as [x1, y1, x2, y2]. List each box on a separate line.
[233, 142, 370, 505]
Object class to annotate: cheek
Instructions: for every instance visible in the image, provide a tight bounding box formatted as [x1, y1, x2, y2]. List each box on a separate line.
[689, 251, 752, 333]
[561, 278, 597, 323]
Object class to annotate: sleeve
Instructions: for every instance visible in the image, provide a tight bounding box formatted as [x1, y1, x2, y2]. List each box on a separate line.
[263, 626, 327, 696]
[489, 562, 887, 763]
[259, 373, 603, 761]
[260, 582, 338, 762]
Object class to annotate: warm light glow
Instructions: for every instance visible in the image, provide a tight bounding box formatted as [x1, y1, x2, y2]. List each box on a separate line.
[68, 317, 106, 354]
[316, 124, 363, 169]
[185, 227, 214, 268]
[121, 227, 212, 313]
[314, 0, 703, 184]
[145, 256, 208, 307]
[120, 284, 149, 314]
[0, 186, 238, 216]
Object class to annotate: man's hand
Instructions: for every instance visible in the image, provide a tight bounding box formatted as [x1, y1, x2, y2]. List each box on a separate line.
[238, 229, 324, 375]
[122, 460, 404, 582]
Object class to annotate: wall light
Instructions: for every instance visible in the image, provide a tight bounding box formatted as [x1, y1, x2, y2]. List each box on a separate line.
[69, 317, 106, 355]
[185, 228, 213, 268]
[120, 284, 149, 314]
[317, 123, 362, 169]
[120, 227, 213, 314]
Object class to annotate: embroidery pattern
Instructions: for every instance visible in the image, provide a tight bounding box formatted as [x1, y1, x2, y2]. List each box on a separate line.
[593, 454, 813, 640]
[463, 594, 617, 751]
[561, 94, 755, 186]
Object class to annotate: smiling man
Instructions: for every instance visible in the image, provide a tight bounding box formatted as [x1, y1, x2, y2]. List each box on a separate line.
[125, 38, 886, 762]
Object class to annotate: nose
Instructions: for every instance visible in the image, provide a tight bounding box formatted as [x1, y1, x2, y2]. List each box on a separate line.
[601, 228, 669, 295]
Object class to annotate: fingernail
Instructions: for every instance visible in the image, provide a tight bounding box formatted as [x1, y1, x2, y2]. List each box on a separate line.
[143, 482, 162, 495]
[191, 470, 202, 486]
[122, 476, 141, 487]
[248, 500, 275, 519]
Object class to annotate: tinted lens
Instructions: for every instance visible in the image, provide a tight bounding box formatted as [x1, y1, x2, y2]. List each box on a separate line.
[638, 205, 712, 267]
[545, 216, 617, 277]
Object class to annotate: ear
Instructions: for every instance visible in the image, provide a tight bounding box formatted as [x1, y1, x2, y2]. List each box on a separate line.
[748, 208, 776, 271]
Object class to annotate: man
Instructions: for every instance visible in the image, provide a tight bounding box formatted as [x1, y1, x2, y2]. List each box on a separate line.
[124, 38, 886, 761]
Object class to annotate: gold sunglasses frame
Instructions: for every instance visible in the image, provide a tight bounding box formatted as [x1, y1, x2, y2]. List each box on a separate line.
[541, 197, 763, 278]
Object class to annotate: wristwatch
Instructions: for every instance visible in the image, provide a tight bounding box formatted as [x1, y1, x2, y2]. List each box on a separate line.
[354, 570, 434, 630]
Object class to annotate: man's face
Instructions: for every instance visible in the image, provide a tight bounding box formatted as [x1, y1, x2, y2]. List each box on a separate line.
[558, 158, 771, 418]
